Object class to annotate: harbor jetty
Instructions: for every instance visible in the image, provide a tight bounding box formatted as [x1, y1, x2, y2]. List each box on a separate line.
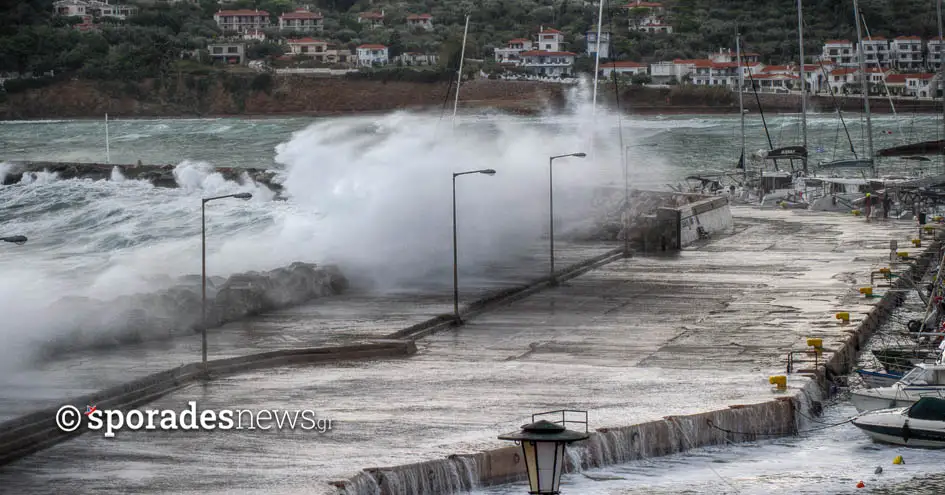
[0, 206, 936, 495]
[0, 161, 282, 191]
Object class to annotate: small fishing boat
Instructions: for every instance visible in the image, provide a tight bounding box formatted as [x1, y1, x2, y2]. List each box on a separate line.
[852, 397, 945, 448]
[850, 363, 945, 412]
[855, 369, 904, 388]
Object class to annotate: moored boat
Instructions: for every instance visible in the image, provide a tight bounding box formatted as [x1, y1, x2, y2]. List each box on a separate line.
[852, 397, 945, 448]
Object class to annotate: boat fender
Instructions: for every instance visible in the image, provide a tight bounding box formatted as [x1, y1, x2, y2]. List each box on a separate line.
[902, 419, 911, 444]
[893, 455, 904, 465]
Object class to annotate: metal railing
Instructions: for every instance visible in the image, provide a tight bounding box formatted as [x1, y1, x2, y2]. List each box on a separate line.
[531, 409, 589, 433]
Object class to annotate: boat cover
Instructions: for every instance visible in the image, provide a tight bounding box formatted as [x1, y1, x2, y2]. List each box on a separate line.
[765, 146, 808, 161]
[877, 140, 945, 157]
[907, 397, 945, 421]
[818, 158, 873, 169]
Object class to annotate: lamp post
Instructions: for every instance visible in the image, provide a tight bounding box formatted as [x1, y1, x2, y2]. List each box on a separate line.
[548, 153, 586, 286]
[201, 192, 252, 366]
[498, 419, 590, 494]
[622, 143, 657, 257]
[452, 169, 496, 324]
[1, 235, 27, 245]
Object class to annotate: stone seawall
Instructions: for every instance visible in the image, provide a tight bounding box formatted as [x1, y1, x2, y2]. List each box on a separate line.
[0, 339, 417, 467]
[0, 161, 283, 191]
[334, 235, 940, 495]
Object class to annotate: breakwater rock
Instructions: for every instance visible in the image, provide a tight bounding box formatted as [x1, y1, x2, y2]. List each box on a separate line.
[0, 161, 282, 192]
[37, 262, 347, 358]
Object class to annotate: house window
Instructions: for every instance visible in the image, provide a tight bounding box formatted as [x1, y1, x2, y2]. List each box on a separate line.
[227, 46, 238, 53]
[212, 47, 223, 54]
[545, 44, 551, 49]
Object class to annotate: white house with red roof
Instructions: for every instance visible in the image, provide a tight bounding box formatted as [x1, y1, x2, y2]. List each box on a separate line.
[213, 9, 270, 33]
[536, 27, 565, 51]
[749, 73, 799, 92]
[906, 73, 937, 98]
[287, 38, 328, 56]
[279, 9, 323, 33]
[600, 61, 647, 78]
[358, 11, 384, 29]
[357, 44, 389, 66]
[828, 67, 859, 93]
[406, 13, 433, 30]
[885, 73, 908, 96]
[494, 38, 535, 64]
[891, 36, 923, 70]
[585, 31, 611, 59]
[860, 37, 890, 67]
[929, 37, 945, 70]
[394, 52, 438, 66]
[519, 50, 577, 77]
[822, 40, 856, 67]
[625, 1, 672, 34]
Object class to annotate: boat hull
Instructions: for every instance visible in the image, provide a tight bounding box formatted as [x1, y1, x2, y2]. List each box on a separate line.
[855, 369, 903, 388]
[853, 409, 945, 448]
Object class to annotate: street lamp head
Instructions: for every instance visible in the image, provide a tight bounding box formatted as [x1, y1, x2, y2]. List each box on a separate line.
[572, 153, 587, 158]
[233, 192, 253, 200]
[1, 235, 27, 245]
[480, 169, 497, 176]
[498, 420, 589, 494]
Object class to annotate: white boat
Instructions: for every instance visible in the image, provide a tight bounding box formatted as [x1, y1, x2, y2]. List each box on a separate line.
[852, 397, 945, 447]
[855, 369, 904, 388]
[850, 363, 945, 412]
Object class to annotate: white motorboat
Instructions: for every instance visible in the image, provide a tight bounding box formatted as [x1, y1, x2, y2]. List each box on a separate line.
[855, 369, 904, 389]
[850, 363, 945, 412]
[852, 397, 945, 448]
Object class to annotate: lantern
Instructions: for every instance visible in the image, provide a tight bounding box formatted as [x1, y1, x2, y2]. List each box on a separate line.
[498, 419, 589, 494]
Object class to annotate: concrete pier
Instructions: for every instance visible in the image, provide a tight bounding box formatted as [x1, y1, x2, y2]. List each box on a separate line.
[0, 208, 934, 494]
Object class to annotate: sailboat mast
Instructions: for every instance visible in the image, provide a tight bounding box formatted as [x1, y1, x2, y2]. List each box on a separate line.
[938, 0, 944, 171]
[853, 0, 874, 175]
[105, 113, 110, 164]
[591, 0, 605, 113]
[451, 14, 470, 129]
[797, 0, 807, 151]
[737, 33, 746, 182]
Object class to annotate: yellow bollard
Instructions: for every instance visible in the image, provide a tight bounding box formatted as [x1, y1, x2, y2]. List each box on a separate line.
[769, 375, 787, 390]
[879, 267, 891, 275]
[897, 251, 910, 259]
[913, 239, 922, 247]
[859, 287, 873, 297]
[836, 312, 850, 324]
[852, 210, 861, 216]
[893, 455, 904, 465]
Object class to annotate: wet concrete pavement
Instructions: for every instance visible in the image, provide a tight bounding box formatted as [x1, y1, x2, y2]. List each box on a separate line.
[0, 241, 617, 423]
[0, 208, 926, 494]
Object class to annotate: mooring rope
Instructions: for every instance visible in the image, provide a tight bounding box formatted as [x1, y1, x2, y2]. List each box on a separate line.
[706, 417, 853, 437]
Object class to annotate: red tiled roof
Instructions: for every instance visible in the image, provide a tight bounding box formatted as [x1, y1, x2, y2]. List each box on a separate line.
[909, 73, 937, 80]
[520, 50, 577, 56]
[831, 68, 858, 75]
[825, 39, 852, 44]
[886, 74, 908, 83]
[509, 38, 530, 43]
[895, 36, 922, 41]
[711, 62, 739, 69]
[280, 10, 322, 19]
[216, 9, 269, 16]
[762, 65, 791, 72]
[406, 14, 432, 19]
[601, 61, 646, 68]
[864, 36, 886, 41]
[539, 28, 563, 34]
[288, 38, 326, 44]
[358, 44, 388, 49]
[358, 12, 384, 19]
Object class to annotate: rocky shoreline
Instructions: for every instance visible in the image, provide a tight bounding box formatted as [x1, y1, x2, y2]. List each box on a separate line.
[3, 77, 941, 121]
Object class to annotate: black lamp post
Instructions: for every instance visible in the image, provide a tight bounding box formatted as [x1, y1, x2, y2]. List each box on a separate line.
[498, 419, 590, 494]
[548, 153, 585, 285]
[1, 236, 27, 245]
[201, 192, 252, 366]
[452, 168, 497, 324]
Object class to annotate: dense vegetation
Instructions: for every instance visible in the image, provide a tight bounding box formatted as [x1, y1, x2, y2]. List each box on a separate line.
[1, 0, 943, 91]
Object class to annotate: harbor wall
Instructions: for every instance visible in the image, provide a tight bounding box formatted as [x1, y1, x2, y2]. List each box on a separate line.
[334, 236, 940, 495]
[679, 196, 733, 247]
[0, 339, 417, 467]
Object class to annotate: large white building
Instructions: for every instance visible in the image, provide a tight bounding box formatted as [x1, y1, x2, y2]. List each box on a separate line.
[600, 61, 647, 78]
[214, 9, 270, 33]
[53, 0, 137, 20]
[494, 27, 576, 76]
[406, 13, 433, 30]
